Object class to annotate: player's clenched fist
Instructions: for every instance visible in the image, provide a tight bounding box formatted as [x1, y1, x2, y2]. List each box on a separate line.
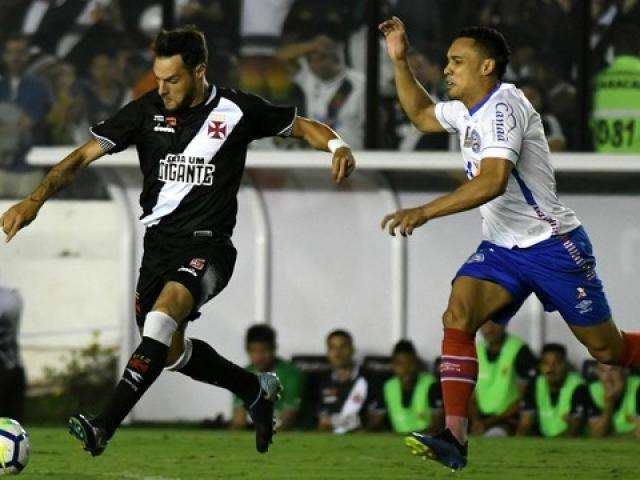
[381, 206, 429, 237]
[0, 199, 41, 243]
[378, 16, 410, 63]
[331, 147, 356, 183]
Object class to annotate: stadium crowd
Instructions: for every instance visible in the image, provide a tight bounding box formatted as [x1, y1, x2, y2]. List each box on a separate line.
[1, 0, 639, 198]
[229, 323, 640, 438]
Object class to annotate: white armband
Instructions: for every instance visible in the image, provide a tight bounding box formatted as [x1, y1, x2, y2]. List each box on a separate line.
[328, 138, 350, 153]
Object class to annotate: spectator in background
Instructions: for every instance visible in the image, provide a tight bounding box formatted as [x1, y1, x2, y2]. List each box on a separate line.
[83, 53, 127, 127]
[0, 35, 52, 143]
[393, 48, 448, 151]
[115, 48, 154, 102]
[0, 34, 51, 197]
[588, 363, 640, 438]
[520, 82, 567, 152]
[316, 330, 384, 433]
[178, 1, 240, 56]
[282, 0, 355, 46]
[517, 344, 591, 438]
[387, 0, 443, 54]
[46, 62, 87, 145]
[16, 0, 126, 73]
[529, 59, 578, 149]
[592, 24, 640, 153]
[383, 340, 443, 434]
[238, 0, 295, 103]
[279, 36, 365, 149]
[207, 52, 241, 89]
[470, 322, 537, 437]
[0, 286, 25, 422]
[230, 324, 303, 431]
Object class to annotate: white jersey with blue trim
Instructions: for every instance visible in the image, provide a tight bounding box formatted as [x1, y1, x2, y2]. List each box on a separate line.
[434, 83, 581, 248]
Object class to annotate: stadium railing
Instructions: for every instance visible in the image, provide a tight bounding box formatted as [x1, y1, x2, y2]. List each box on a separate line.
[27, 148, 640, 393]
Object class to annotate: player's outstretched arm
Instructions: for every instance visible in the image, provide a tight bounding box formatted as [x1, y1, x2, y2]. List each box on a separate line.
[381, 157, 512, 237]
[290, 116, 356, 183]
[378, 16, 444, 133]
[0, 138, 105, 243]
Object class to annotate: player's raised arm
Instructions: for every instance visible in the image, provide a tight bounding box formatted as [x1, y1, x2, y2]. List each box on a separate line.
[290, 116, 356, 183]
[0, 138, 105, 242]
[379, 16, 444, 133]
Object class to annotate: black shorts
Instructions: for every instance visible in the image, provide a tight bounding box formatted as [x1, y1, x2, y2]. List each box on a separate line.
[135, 228, 237, 328]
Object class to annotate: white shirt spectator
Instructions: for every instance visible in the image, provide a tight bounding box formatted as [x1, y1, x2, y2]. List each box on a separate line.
[294, 59, 365, 150]
[240, 0, 294, 55]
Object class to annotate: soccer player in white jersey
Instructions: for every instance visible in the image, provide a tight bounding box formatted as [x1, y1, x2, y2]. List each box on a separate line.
[379, 17, 640, 470]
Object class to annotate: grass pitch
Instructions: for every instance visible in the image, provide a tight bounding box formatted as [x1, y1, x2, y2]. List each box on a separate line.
[18, 427, 638, 479]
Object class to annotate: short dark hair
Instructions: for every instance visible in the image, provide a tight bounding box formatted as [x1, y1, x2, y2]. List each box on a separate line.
[152, 25, 208, 70]
[392, 339, 417, 357]
[326, 329, 353, 346]
[246, 324, 276, 349]
[541, 343, 567, 359]
[456, 26, 511, 80]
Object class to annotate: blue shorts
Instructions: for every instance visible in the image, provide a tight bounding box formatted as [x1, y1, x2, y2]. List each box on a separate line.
[454, 226, 612, 327]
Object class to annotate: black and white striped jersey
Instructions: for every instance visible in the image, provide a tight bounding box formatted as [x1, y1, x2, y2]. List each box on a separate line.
[91, 85, 296, 238]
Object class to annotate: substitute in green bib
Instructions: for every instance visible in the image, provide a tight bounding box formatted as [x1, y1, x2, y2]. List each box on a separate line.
[588, 363, 640, 438]
[517, 344, 592, 437]
[383, 340, 443, 434]
[230, 324, 303, 431]
[592, 24, 640, 153]
[470, 322, 537, 437]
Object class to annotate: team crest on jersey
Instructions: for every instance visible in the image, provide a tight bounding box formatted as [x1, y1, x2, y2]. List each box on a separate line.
[158, 154, 215, 186]
[208, 115, 227, 139]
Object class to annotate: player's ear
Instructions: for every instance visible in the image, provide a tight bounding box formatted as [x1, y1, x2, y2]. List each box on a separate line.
[481, 58, 496, 77]
[195, 63, 206, 80]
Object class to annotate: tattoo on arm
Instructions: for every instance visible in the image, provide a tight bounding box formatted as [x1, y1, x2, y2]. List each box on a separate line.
[29, 150, 84, 204]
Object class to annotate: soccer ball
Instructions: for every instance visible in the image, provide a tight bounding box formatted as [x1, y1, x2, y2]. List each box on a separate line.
[0, 418, 30, 475]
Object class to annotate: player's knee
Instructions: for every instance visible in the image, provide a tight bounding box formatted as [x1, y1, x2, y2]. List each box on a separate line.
[588, 345, 620, 365]
[153, 282, 195, 322]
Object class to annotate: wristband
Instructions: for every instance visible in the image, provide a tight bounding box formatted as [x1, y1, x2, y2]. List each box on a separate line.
[328, 138, 350, 153]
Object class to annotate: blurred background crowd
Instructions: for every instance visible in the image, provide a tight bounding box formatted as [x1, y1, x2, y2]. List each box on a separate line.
[1, 0, 639, 198]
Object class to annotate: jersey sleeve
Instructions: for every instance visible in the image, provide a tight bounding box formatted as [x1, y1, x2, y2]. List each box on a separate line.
[239, 92, 297, 140]
[434, 101, 465, 133]
[479, 99, 525, 164]
[90, 100, 144, 154]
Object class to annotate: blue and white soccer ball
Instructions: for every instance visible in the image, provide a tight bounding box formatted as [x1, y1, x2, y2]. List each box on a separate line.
[0, 418, 30, 475]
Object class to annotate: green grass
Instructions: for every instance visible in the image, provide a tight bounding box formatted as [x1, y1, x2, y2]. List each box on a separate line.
[14, 427, 639, 479]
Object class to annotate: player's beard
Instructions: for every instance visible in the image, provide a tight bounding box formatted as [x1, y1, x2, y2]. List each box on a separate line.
[169, 74, 197, 112]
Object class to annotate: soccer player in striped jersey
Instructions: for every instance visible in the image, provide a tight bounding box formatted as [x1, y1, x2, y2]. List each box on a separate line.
[1, 26, 355, 457]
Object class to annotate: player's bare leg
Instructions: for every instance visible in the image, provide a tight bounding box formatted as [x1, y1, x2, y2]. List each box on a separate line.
[407, 276, 513, 470]
[570, 319, 640, 367]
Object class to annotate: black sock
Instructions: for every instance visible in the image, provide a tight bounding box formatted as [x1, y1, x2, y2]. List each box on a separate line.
[96, 336, 168, 437]
[177, 338, 260, 404]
